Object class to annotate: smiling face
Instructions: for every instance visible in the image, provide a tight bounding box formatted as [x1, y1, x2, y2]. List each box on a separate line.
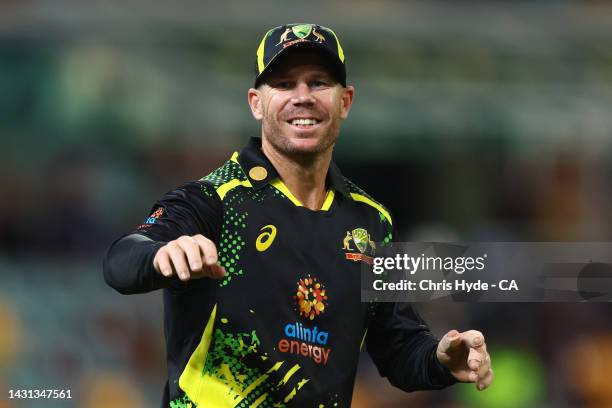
[248, 48, 354, 159]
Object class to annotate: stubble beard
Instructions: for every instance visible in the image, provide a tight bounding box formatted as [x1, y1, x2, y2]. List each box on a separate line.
[261, 114, 341, 164]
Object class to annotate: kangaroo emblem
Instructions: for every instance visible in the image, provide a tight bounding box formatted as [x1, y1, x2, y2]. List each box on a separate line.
[342, 231, 353, 250]
[312, 27, 325, 43]
[368, 234, 376, 253]
[276, 28, 292, 45]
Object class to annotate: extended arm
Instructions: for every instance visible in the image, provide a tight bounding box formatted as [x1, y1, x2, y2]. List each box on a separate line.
[102, 181, 223, 294]
[366, 302, 457, 392]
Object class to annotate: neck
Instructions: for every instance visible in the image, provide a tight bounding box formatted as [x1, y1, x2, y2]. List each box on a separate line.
[261, 138, 332, 211]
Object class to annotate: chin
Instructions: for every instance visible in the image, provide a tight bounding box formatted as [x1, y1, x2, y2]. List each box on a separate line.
[288, 137, 325, 153]
[287, 135, 340, 157]
[264, 124, 338, 157]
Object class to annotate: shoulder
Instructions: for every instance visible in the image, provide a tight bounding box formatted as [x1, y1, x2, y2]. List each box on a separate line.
[342, 177, 393, 227]
[156, 180, 218, 205]
[199, 152, 251, 200]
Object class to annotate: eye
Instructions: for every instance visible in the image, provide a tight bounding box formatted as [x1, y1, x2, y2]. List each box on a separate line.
[311, 80, 329, 88]
[273, 81, 293, 89]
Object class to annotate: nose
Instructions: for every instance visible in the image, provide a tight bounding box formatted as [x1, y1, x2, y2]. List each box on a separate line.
[290, 82, 315, 106]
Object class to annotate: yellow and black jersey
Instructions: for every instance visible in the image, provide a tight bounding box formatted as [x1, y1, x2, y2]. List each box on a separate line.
[104, 137, 456, 408]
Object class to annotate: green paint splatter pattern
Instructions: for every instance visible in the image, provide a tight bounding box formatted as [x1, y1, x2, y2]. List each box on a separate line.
[217, 192, 247, 287]
[169, 395, 195, 408]
[382, 228, 393, 247]
[201, 183, 215, 198]
[202, 327, 286, 408]
[200, 159, 248, 188]
[200, 159, 250, 287]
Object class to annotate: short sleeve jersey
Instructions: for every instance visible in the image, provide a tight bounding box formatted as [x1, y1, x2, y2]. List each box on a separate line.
[135, 138, 414, 408]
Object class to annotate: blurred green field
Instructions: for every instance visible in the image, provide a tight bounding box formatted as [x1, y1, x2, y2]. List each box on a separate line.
[1, 1, 612, 407]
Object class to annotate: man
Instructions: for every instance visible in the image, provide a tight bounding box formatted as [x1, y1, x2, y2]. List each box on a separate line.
[104, 23, 493, 408]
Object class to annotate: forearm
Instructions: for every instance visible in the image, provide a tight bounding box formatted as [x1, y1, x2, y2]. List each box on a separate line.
[103, 233, 167, 294]
[366, 302, 458, 392]
[392, 332, 457, 391]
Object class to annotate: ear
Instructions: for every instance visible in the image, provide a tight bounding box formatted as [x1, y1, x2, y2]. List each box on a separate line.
[247, 88, 263, 120]
[339, 85, 355, 119]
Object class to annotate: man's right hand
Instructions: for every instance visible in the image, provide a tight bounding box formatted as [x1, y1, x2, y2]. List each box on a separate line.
[153, 234, 226, 281]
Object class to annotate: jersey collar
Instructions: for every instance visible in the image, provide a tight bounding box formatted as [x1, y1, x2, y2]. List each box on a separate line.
[237, 137, 350, 198]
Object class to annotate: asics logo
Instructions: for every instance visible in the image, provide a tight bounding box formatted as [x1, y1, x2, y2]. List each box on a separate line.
[256, 225, 277, 252]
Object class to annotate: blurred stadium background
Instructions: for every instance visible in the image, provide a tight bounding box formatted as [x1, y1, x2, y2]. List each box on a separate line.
[1, 1, 612, 407]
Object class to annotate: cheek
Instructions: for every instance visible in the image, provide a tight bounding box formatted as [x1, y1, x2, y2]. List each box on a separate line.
[320, 90, 338, 105]
[263, 96, 284, 119]
[323, 90, 344, 113]
[327, 95, 344, 116]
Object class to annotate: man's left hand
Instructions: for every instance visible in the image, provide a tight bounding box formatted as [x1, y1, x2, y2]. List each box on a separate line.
[436, 329, 493, 391]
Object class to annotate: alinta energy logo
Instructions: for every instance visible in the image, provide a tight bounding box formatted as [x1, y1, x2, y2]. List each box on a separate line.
[277, 275, 331, 365]
[343, 227, 375, 264]
[294, 275, 327, 320]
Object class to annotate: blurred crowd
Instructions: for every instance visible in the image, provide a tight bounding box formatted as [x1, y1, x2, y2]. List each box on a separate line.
[1, 1, 612, 407]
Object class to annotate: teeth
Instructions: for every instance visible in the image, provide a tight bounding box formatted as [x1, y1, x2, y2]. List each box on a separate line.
[291, 118, 318, 126]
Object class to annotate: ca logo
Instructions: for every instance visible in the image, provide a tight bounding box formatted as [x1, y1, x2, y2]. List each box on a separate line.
[256, 225, 277, 252]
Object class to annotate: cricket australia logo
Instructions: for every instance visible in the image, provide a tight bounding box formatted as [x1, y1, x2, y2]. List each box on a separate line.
[277, 24, 326, 47]
[343, 228, 375, 264]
